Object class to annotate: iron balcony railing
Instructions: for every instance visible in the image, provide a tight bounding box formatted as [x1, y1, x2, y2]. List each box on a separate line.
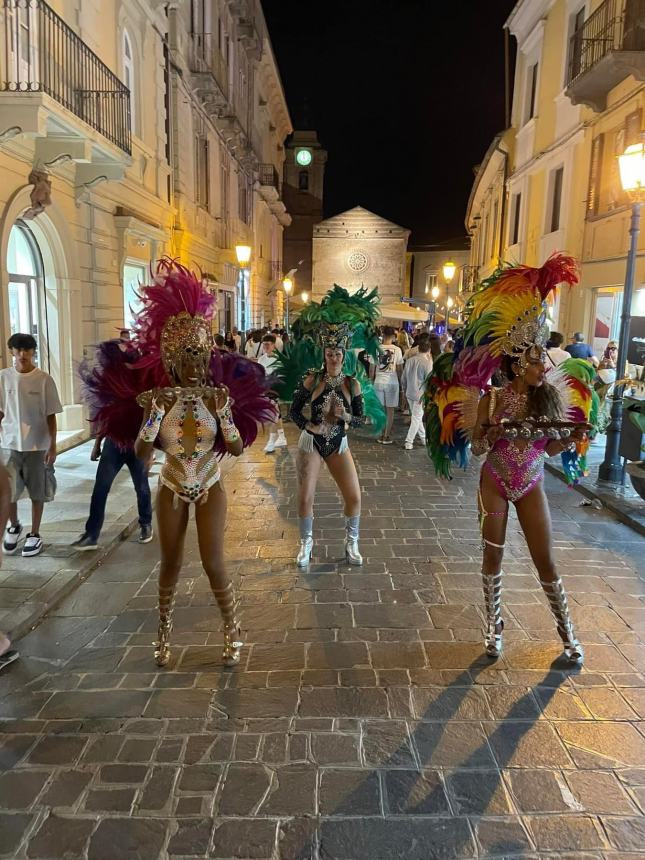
[2, 0, 131, 153]
[461, 265, 480, 292]
[567, 0, 645, 86]
[259, 163, 280, 190]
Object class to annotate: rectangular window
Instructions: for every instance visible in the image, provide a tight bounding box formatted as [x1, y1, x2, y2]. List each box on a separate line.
[238, 172, 252, 224]
[195, 136, 209, 209]
[567, 6, 586, 82]
[424, 273, 438, 293]
[625, 109, 642, 146]
[510, 192, 522, 245]
[491, 200, 499, 259]
[549, 166, 564, 233]
[524, 63, 538, 124]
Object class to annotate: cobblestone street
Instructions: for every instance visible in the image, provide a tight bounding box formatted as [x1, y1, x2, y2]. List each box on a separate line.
[0, 423, 644, 859]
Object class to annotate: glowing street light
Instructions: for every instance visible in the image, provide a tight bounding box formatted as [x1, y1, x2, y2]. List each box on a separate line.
[447, 296, 454, 309]
[430, 285, 440, 300]
[235, 244, 252, 266]
[442, 260, 457, 283]
[301, 291, 309, 304]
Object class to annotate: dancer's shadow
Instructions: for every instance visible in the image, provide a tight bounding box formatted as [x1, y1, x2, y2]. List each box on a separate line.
[286, 657, 571, 859]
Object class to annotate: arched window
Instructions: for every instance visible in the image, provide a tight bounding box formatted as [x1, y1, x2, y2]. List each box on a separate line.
[122, 29, 137, 136]
[298, 170, 309, 191]
[7, 221, 46, 368]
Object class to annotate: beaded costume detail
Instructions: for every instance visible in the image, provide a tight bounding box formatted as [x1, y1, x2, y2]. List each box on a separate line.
[483, 387, 548, 503]
[158, 394, 221, 503]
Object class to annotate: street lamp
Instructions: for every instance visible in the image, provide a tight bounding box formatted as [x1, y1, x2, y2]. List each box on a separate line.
[301, 291, 309, 304]
[442, 261, 457, 283]
[598, 141, 645, 484]
[283, 276, 293, 334]
[429, 285, 441, 328]
[235, 244, 252, 343]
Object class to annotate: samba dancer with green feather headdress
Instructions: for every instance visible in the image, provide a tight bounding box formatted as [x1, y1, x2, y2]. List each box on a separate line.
[277, 285, 385, 568]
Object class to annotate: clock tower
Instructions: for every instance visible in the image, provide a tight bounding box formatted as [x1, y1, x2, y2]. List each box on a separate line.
[282, 129, 327, 293]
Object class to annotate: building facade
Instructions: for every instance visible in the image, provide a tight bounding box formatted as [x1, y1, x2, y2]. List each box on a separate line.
[312, 206, 410, 304]
[468, 0, 644, 354]
[408, 245, 471, 324]
[0, 0, 291, 441]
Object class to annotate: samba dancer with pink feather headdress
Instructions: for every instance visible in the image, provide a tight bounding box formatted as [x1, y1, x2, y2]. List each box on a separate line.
[82, 259, 276, 668]
[424, 253, 595, 666]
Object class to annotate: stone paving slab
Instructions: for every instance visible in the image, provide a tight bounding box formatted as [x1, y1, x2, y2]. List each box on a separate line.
[0, 420, 643, 858]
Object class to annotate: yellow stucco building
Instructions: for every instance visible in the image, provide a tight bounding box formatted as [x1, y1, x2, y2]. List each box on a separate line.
[468, 0, 644, 355]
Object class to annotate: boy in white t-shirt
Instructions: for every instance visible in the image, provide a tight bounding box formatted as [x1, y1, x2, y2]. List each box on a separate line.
[0, 333, 62, 557]
[372, 326, 404, 444]
[257, 334, 287, 453]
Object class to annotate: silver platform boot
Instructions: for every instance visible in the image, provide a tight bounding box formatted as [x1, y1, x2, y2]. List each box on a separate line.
[344, 515, 363, 566]
[543, 577, 584, 665]
[482, 571, 504, 658]
[296, 516, 314, 567]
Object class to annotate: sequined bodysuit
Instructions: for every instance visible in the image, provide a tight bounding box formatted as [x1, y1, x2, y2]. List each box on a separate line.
[483, 386, 549, 503]
[158, 393, 221, 503]
[290, 373, 364, 459]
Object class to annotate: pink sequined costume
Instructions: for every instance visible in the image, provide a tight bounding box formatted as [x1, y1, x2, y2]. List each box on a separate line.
[482, 386, 549, 503]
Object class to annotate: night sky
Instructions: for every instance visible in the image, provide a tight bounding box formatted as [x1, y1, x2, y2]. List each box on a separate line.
[263, 0, 517, 246]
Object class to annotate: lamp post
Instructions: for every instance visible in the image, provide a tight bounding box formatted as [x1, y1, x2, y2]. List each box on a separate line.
[598, 142, 645, 484]
[430, 284, 440, 329]
[283, 276, 293, 334]
[235, 244, 252, 344]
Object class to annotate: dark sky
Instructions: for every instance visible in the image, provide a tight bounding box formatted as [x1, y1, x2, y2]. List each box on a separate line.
[262, 0, 517, 246]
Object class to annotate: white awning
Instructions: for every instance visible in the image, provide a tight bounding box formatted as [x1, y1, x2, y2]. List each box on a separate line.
[379, 302, 429, 323]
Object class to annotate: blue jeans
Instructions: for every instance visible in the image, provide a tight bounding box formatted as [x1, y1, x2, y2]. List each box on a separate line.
[84, 439, 152, 540]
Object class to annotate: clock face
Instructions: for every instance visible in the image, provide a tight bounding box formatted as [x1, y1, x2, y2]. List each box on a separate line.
[295, 148, 312, 166]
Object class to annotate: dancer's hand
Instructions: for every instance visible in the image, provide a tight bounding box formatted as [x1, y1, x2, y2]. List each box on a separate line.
[485, 425, 504, 444]
[152, 388, 174, 410]
[570, 427, 588, 443]
[334, 403, 351, 423]
[213, 385, 229, 411]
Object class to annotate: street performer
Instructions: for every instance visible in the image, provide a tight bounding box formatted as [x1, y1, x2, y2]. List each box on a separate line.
[81, 259, 276, 667]
[424, 254, 596, 665]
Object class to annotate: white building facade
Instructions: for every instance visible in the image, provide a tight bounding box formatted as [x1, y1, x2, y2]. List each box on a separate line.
[0, 0, 291, 442]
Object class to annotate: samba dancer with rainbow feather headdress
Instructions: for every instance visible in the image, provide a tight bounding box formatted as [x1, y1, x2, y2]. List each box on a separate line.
[80, 259, 276, 668]
[279, 285, 385, 568]
[424, 253, 597, 665]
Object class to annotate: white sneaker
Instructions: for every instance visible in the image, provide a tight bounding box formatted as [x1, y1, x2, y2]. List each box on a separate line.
[3, 523, 22, 555]
[404, 442, 413, 451]
[22, 533, 43, 557]
[274, 431, 288, 448]
[264, 433, 277, 453]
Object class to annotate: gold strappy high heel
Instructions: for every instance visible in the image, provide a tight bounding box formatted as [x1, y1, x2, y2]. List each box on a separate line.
[212, 582, 244, 666]
[154, 585, 175, 667]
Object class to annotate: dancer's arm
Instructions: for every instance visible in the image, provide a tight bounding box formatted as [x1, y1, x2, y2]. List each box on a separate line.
[213, 386, 243, 456]
[134, 389, 172, 459]
[347, 378, 364, 428]
[471, 394, 504, 456]
[290, 374, 321, 433]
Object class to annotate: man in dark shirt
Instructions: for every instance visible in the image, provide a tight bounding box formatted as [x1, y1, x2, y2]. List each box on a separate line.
[565, 332, 599, 367]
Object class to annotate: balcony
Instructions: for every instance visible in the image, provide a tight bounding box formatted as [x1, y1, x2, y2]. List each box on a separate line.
[1, 0, 131, 153]
[188, 31, 230, 115]
[461, 266, 480, 293]
[565, 0, 645, 112]
[257, 163, 280, 203]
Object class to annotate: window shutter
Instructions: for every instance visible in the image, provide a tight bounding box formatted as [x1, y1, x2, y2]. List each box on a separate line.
[587, 134, 603, 216]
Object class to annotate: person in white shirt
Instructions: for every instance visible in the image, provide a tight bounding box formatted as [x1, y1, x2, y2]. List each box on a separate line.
[231, 327, 242, 352]
[271, 328, 284, 352]
[546, 331, 571, 367]
[401, 334, 433, 450]
[257, 334, 287, 453]
[372, 326, 404, 444]
[245, 330, 264, 360]
[0, 333, 62, 557]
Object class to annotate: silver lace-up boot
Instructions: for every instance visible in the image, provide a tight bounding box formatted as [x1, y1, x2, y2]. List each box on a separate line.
[296, 516, 314, 567]
[344, 515, 363, 565]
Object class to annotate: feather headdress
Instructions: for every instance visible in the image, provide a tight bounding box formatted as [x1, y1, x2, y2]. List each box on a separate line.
[79, 258, 275, 452]
[423, 252, 587, 478]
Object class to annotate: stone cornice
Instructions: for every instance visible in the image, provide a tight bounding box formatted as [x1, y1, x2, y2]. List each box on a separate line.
[506, 0, 555, 47]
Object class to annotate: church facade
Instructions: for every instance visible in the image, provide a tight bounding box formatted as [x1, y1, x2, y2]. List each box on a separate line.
[312, 206, 410, 304]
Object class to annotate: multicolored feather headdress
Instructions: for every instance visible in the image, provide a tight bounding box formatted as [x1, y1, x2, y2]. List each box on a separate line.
[423, 252, 585, 478]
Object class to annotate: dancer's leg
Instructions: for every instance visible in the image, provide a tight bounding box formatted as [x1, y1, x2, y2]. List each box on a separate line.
[478, 468, 509, 657]
[326, 450, 362, 565]
[295, 449, 322, 566]
[194, 482, 242, 665]
[515, 482, 583, 663]
[154, 485, 189, 666]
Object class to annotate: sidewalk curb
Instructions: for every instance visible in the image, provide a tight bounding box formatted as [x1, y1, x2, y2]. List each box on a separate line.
[7, 504, 143, 642]
[545, 461, 645, 538]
